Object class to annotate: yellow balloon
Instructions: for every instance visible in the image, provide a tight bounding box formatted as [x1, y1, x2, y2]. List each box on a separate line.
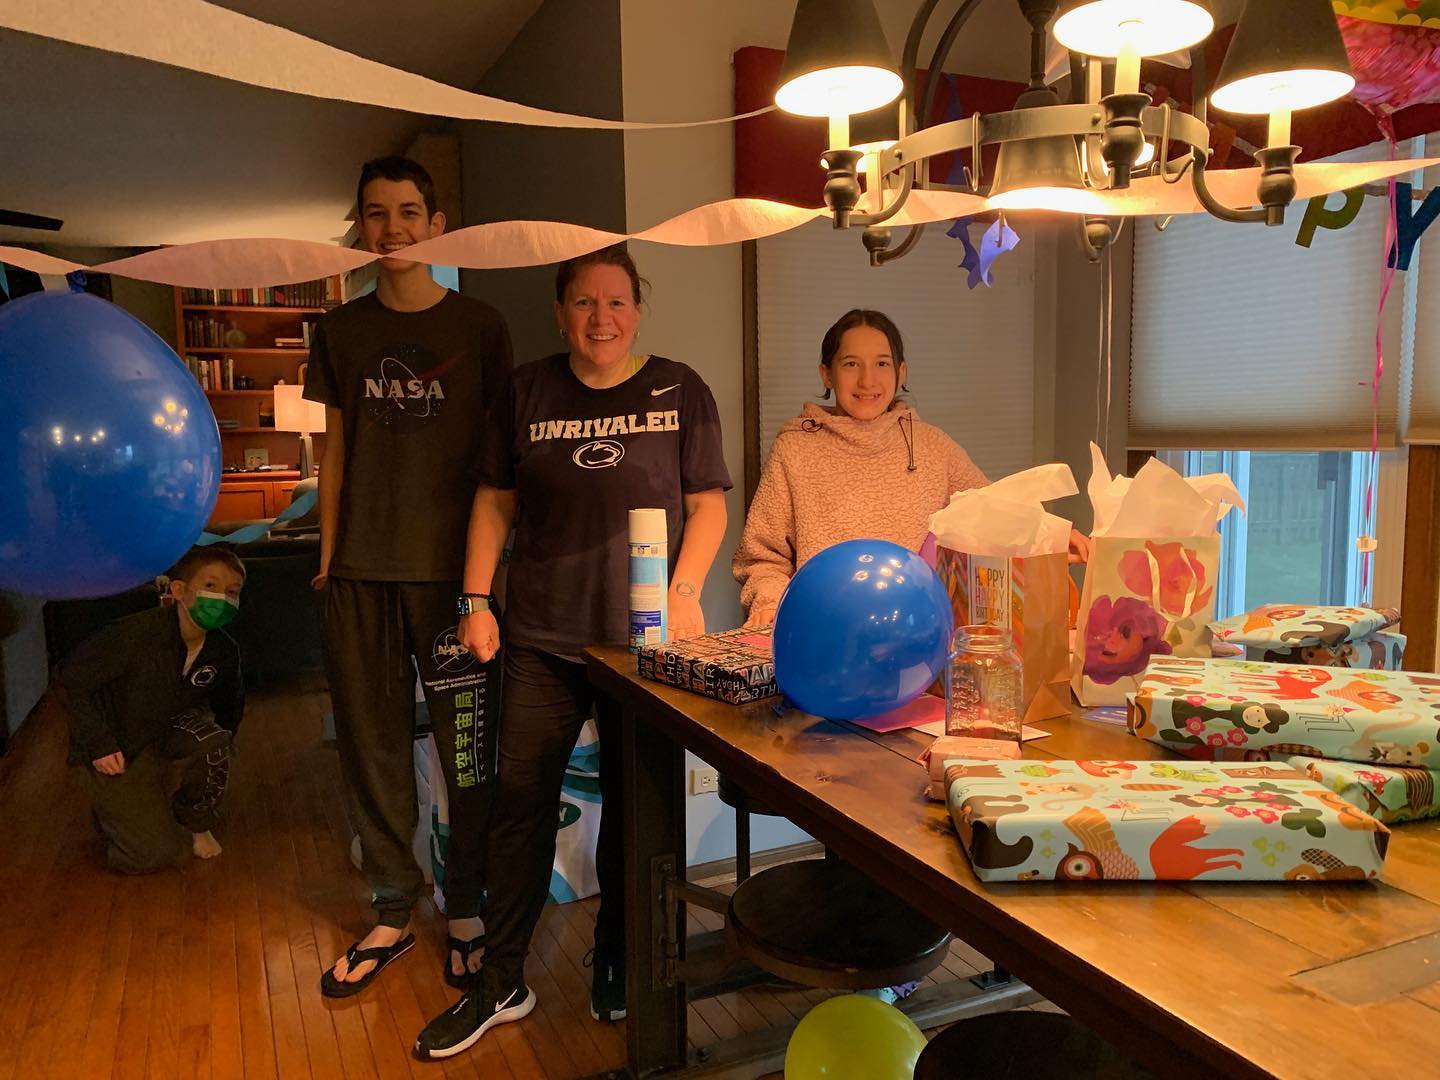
[784, 995, 928, 1080]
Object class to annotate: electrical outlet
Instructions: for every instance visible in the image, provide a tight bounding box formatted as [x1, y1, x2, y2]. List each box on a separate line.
[689, 767, 719, 796]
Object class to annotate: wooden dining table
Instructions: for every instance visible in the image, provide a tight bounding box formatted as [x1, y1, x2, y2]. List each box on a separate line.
[585, 644, 1440, 1079]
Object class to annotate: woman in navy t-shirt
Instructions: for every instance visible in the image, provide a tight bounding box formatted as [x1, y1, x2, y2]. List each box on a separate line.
[416, 244, 730, 1060]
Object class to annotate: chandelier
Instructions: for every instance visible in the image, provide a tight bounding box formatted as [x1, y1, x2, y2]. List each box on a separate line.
[773, 0, 1358, 264]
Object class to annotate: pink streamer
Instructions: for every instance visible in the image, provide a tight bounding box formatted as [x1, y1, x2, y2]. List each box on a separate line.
[1363, 141, 1400, 605]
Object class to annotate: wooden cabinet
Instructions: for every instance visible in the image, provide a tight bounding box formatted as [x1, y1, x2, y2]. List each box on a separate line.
[208, 474, 306, 527]
[211, 482, 272, 524]
[274, 481, 298, 512]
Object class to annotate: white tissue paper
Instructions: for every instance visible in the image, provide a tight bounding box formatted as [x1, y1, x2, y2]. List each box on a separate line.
[928, 463, 1078, 556]
[1086, 443, 1245, 538]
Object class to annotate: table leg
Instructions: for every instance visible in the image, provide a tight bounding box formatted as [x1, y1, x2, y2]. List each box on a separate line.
[620, 697, 687, 1075]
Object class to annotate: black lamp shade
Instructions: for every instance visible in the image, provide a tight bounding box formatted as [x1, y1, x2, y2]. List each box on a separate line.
[1211, 0, 1355, 114]
[775, 0, 902, 117]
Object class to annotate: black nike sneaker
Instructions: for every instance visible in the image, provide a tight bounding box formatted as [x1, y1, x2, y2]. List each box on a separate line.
[413, 965, 535, 1061]
[585, 938, 627, 1022]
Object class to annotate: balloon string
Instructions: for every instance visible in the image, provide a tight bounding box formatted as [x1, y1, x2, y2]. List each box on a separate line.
[1364, 136, 1398, 606]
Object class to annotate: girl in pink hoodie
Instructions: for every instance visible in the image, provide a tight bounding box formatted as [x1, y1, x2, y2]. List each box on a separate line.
[734, 309, 989, 626]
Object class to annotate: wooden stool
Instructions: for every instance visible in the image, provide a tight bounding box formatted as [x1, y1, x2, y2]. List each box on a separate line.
[914, 1011, 1156, 1079]
[718, 773, 783, 882]
[728, 859, 951, 989]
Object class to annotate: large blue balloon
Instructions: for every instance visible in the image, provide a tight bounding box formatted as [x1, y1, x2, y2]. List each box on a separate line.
[773, 539, 954, 720]
[0, 291, 221, 598]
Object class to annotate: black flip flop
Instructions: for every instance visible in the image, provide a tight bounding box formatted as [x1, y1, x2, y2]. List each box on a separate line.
[320, 932, 416, 998]
[444, 934, 486, 989]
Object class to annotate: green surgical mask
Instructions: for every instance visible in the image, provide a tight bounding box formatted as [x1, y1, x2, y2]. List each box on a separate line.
[188, 590, 239, 630]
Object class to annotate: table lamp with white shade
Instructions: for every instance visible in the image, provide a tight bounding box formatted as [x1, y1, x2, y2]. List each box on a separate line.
[272, 384, 327, 478]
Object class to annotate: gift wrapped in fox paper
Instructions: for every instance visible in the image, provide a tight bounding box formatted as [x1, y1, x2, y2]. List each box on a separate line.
[1289, 756, 1440, 824]
[1209, 605, 1406, 670]
[637, 626, 778, 704]
[1127, 656, 1440, 768]
[943, 758, 1389, 883]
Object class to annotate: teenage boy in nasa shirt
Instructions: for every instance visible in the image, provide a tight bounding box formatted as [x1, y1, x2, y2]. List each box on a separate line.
[303, 156, 513, 997]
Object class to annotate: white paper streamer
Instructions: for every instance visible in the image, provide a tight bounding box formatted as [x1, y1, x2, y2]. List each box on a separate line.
[0, 0, 774, 130]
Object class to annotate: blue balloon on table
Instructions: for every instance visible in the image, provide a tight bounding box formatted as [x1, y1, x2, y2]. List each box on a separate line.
[0, 291, 220, 599]
[772, 538, 954, 721]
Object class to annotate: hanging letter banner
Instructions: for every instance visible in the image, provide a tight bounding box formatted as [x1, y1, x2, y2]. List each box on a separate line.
[1390, 181, 1440, 270]
[1296, 188, 1365, 248]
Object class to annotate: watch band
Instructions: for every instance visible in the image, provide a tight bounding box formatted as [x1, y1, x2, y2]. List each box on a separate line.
[456, 594, 493, 617]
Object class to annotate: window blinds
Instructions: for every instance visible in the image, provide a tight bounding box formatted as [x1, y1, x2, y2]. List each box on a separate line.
[754, 219, 1037, 482]
[1130, 144, 1404, 451]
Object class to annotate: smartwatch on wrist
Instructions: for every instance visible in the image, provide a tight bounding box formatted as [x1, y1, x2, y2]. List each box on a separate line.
[457, 593, 494, 617]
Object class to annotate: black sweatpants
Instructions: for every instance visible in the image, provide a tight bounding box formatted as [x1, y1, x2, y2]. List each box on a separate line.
[79, 709, 233, 874]
[323, 577, 498, 928]
[483, 644, 625, 982]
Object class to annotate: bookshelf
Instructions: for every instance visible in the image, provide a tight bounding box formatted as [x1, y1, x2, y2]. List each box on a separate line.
[173, 278, 341, 471]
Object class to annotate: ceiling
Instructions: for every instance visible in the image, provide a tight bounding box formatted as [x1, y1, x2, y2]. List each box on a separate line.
[0, 0, 1245, 251]
[0, 0, 543, 248]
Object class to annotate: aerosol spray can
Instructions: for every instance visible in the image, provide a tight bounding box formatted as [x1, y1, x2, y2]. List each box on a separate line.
[629, 508, 668, 652]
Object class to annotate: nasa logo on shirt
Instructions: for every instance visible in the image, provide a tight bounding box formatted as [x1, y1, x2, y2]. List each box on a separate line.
[362, 344, 459, 433]
[190, 665, 218, 688]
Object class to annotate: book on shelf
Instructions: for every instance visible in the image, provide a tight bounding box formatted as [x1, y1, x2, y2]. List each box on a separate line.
[184, 356, 237, 391]
[180, 278, 340, 308]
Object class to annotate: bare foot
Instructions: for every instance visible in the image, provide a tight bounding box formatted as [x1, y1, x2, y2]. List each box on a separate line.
[330, 924, 407, 985]
[448, 915, 485, 979]
[192, 830, 223, 859]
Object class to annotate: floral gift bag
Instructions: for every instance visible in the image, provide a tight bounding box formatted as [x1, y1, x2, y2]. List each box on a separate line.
[1072, 446, 1244, 707]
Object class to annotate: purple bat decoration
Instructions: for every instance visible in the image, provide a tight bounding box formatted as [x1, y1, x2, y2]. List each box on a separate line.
[947, 216, 1021, 289]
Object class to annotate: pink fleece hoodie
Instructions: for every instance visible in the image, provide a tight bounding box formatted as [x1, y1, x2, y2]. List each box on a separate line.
[732, 402, 988, 617]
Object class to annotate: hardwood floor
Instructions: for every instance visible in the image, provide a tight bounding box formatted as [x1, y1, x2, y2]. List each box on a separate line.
[0, 676, 1050, 1079]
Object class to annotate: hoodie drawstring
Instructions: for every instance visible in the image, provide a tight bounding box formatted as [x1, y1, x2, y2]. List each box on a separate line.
[899, 414, 918, 472]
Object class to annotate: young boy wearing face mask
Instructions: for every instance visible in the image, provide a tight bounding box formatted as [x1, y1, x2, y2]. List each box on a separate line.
[59, 548, 247, 873]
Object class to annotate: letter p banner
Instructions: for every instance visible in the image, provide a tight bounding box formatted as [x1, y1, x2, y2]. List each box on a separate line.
[1296, 187, 1363, 249]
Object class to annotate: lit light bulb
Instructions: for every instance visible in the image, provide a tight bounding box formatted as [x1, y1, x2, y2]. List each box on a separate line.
[775, 67, 903, 119]
[1054, 1, 1213, 60]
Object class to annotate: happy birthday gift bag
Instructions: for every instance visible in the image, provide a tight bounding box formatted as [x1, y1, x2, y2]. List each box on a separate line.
[1072, 446, 1243, 707]
[928, 464, 1079, 723]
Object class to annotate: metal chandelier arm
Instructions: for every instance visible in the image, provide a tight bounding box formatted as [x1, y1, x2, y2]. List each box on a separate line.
[1189, 149, 1269, 224]
[863, 0, 986, 266]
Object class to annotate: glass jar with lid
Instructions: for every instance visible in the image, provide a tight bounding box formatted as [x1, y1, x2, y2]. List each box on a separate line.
[945, 624, 1023, 745]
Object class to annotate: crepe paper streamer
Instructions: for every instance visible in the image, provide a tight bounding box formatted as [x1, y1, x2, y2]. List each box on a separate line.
[1388, 180, 1440, 269]
[194, 488, 318, 547]
[1296, 188, 1366, 247]
[2, 160, 1436, 289]
[0, 0, 772, 131]
[948, 215, 1021, 290]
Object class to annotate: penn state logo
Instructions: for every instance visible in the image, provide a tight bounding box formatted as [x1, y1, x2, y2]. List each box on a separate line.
[189, 665, 218, 688]
[573, 439, 625, 469]
[432, 626, 477, 673]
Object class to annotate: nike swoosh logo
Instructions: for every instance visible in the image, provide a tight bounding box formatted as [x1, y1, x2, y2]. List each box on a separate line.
[651, 384, 679, 396]
[496, 989, 517, 1012]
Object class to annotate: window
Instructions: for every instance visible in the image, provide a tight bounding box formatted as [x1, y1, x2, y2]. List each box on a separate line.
[1161, 450, 1369, 619]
